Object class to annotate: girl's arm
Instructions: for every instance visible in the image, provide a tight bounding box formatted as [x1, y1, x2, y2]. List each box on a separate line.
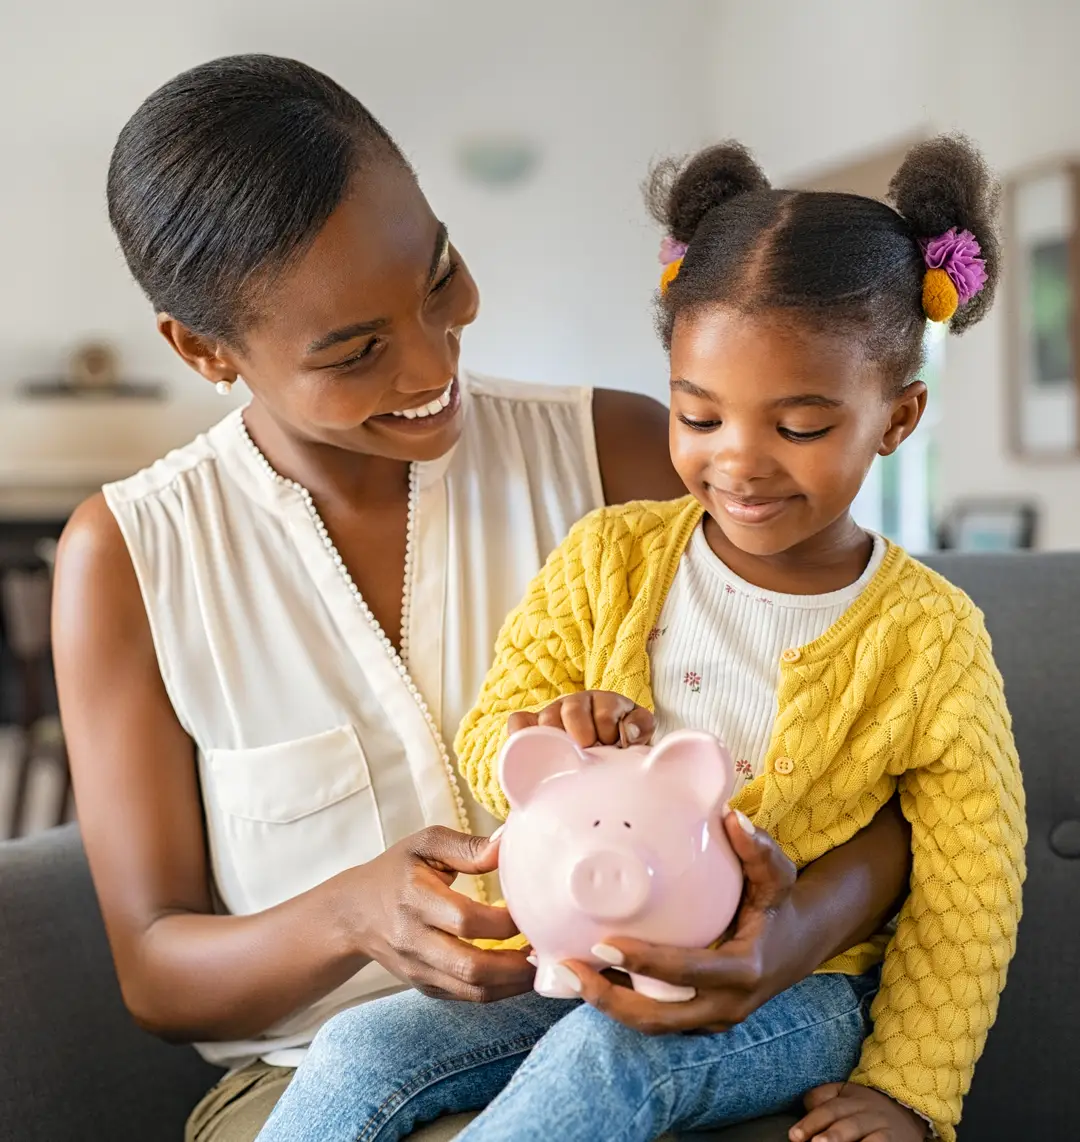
[54, 497, 531, 1043]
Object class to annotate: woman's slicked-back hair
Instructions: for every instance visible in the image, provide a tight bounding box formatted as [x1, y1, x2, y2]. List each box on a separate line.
[107, 54, 409, 344]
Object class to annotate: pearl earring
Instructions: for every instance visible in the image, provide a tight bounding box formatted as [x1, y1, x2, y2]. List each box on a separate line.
[216, 379, 234, 396]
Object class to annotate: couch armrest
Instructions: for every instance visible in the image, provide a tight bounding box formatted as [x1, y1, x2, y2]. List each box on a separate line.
[0, 823, 223, 1142]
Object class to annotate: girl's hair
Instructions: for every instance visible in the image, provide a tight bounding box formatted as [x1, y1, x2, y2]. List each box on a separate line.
[645, 135, 1001, 389]
[107, 54, 407, 345]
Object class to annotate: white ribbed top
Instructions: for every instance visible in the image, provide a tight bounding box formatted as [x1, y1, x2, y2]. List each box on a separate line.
[650, 522, 886, 795]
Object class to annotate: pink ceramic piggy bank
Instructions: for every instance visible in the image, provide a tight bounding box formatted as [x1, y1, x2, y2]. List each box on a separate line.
[497, 726, 743, 1001]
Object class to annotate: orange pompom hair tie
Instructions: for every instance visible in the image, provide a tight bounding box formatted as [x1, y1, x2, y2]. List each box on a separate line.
[922, 267, 959, 323]
[660, 257, 684, 294]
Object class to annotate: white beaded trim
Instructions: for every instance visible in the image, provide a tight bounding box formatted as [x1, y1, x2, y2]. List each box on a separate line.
[236, 417, 478, 854]
[399, 461, 417, 670]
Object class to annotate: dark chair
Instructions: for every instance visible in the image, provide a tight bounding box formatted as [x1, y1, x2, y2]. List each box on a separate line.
[1, 563, 70, 838]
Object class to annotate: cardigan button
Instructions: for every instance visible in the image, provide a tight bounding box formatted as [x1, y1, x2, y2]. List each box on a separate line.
[781, 647, 802, 664]
[774, 756, 795, 775]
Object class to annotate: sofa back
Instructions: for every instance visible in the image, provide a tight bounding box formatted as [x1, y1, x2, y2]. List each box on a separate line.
[924, 552, 1079, 1138]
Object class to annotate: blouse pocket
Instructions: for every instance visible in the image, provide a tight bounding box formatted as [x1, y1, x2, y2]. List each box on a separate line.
[203, 725, 385, 914]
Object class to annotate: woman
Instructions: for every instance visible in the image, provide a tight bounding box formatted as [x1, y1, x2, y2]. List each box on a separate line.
[52, 55, 911, 1142]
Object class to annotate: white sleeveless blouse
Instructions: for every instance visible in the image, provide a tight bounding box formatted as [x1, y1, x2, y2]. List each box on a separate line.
[102, 373, 604, 1069]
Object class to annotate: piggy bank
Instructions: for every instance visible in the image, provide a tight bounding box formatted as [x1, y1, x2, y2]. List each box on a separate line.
[497, 726, 743, 1001]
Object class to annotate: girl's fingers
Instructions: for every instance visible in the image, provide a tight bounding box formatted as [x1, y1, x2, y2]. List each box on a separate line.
[558, 695, 604, 747]
[791, 1102, 885, 1142]
[619, 705, 656, 746]
[507, 711, 539, 736]
[802, 1084, 846, 1111]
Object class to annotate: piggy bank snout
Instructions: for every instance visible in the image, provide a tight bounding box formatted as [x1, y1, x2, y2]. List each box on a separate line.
[568, 849, 651, 921]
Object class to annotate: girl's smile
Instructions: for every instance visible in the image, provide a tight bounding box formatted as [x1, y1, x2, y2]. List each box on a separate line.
[668, 306, 925, 594]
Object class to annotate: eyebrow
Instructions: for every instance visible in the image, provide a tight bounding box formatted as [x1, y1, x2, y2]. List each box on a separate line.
[670, 378, 713, 400]
[670, 378, 843, 411]
[304, 223, 451, 356]
[771, 394, 844, 410]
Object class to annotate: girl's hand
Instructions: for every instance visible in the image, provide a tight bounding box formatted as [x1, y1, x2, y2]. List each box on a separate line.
[790, 1083, 929, 1141]
[508, 691, 655, 749]
[561, 808, 801, 1034]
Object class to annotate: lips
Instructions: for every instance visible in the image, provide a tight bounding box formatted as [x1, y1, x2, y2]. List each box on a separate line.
[714, 492, 795, 525]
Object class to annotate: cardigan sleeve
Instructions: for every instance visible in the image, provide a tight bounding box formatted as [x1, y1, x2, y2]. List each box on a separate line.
[849, 611, 1027, 1142]
[454, 512, 603, 820]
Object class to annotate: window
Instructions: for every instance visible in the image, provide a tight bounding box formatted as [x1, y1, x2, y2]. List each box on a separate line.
[852, 325, 945, 551]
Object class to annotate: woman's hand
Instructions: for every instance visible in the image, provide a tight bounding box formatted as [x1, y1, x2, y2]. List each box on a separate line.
[508, 691, 654, 748]
[349, 826, 534, 1003]
[790, 1084, 929, 1142]
[560, 809, 803, 1034]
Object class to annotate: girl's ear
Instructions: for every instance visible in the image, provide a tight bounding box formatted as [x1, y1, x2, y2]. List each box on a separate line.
[878, 379, 927, 457]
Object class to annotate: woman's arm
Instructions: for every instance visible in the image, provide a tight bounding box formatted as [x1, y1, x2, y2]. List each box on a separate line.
[53, 496, 530, 1043]
[593, 389, 685, 504]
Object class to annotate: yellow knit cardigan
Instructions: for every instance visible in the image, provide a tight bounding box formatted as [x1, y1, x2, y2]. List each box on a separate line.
[455, 497, 1026, 1142]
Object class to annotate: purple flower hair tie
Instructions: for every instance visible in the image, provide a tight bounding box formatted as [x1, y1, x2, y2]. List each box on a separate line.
[659, 235, 688, 266]
[919, 228, 987, 306]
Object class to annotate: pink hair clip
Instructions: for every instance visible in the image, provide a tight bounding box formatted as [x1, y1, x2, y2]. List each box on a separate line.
[659, 235, 688, 266]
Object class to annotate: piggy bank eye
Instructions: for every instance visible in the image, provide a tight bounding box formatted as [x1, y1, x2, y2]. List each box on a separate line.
[623, 821, 632, 829]
[592, 820, 600, 827]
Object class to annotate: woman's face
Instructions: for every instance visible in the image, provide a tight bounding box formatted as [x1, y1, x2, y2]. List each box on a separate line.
[165, 160, 480, 463]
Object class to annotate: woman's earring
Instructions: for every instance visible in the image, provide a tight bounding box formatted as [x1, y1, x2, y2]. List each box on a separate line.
[215, 379, 235, 396]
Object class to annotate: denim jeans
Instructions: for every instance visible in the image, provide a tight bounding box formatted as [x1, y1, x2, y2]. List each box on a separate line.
[257, 970, 878, 1142]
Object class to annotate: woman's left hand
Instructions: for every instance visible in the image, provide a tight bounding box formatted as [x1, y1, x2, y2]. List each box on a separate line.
[789, 1083, 929, 1141]
[562, 809, 806, 1035]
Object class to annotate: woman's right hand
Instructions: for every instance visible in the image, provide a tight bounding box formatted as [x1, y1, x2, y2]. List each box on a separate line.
[508, 691, 655, 749]
[348, 826, 535, 1003]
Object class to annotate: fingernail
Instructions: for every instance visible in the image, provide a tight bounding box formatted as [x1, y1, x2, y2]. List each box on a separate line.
[526, 954, 538, 967]
[720, 801, 732, 818]
[488, 824, 505, 844]
[625, 723, 641, 743]
[553, 964, 582, 993]
[591, 943, 625, 966]
[735, 810, 755, 835]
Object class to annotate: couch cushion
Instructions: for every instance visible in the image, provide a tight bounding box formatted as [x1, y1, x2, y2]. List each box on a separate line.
[0, 823, 223, 1142]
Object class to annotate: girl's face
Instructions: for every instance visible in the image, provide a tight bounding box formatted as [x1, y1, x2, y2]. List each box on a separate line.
[668, 306, 925, 561]
[161, 160, 481, 464]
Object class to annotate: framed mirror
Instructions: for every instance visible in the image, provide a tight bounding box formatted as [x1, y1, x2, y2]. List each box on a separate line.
[1006, 161, 1080, 458]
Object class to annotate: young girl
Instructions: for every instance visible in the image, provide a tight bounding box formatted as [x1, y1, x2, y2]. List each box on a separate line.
[258, 136, 1024, 1142]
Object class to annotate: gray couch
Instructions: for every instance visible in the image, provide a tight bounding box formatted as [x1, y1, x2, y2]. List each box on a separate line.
[1, 552, 1077, 1142]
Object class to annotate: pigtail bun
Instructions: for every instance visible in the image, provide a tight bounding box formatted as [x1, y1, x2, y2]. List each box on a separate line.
[888, 134, 1001, 333]
[646, 142, 771, 245]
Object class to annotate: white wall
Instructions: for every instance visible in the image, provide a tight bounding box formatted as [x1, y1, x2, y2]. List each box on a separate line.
[0, 0, 711, 482]
[708, 0, 1080, 549]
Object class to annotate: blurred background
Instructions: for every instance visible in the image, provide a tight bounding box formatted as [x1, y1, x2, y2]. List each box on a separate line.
[1, 0, 1078, 835]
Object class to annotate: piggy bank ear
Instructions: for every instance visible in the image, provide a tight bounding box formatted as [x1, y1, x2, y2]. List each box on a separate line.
[642, 731, 733, 813]
[497, 726, 587, 810]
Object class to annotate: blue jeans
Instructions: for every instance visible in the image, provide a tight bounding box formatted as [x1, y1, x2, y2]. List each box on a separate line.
[257, 970, 878, 1142]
